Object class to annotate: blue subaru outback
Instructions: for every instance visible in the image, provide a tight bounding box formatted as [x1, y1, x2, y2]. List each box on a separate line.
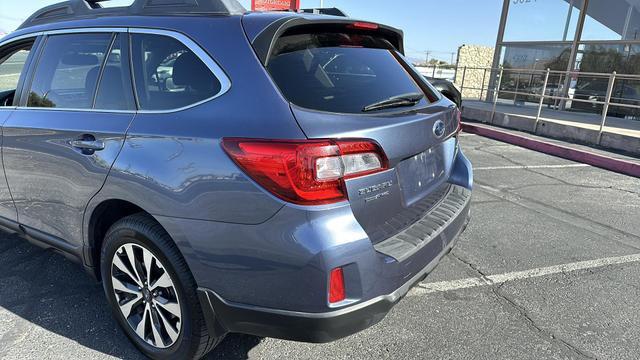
[0, 0, 473, 358]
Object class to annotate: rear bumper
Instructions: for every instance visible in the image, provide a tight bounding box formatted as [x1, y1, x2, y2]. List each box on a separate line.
[197, 189, 471, 343]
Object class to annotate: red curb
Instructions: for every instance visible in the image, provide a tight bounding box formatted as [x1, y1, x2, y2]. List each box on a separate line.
[461, 122, 640, 178]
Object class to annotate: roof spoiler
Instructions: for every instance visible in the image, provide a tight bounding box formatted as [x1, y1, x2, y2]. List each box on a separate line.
[251, 17, 404, 66]
[19, 0, 246, 30]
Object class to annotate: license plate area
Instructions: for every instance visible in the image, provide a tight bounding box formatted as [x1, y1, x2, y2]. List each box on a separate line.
[396, 140, 454, 207]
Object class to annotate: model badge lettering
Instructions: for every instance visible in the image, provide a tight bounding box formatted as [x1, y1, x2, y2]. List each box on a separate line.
[358, 180, 393, 196]
[365, 191, 391, 202]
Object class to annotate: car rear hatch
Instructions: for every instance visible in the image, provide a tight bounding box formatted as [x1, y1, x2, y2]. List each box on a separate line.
[245, 15, 461, 245]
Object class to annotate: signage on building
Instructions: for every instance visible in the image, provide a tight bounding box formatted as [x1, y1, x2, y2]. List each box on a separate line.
[252, 0, 300, 11]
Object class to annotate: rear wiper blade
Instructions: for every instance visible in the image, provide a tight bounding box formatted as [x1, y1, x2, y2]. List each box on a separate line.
[362, 92, 424, 112]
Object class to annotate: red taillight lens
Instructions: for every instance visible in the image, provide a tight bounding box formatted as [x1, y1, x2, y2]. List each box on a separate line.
[455, 108, 462, 135]
[221, 138, 388, 205]
[349, 21, 379, 30]
[329, 267, 346, 304]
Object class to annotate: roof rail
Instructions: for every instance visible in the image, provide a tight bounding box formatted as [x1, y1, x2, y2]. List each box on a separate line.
[300, 8, 348, 17]
[18, 0, 246, 30]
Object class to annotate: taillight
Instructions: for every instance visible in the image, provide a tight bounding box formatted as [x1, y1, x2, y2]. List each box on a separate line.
[329, 267, 346, 304]
[455, 108, 462, 135]
[221, 138, 388, 205]
[349, 21, 379, 30]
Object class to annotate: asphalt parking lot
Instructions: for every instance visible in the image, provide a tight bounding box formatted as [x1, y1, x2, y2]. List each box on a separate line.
[0, 134, 639, 359]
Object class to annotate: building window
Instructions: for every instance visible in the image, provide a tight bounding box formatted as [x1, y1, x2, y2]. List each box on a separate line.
[504, 0, 583, 42]
[501, 44, 572, 71]
[581, 0, 640, 41]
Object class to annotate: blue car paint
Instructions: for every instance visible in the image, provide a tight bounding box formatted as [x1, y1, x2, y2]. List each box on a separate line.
[0, 8, 473, 341]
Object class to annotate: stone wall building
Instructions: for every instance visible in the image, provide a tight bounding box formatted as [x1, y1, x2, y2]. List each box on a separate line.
[454, 45, 495, 101]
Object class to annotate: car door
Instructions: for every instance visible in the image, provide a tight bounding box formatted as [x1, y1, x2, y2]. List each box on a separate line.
[2, 31, 136, 250]
[0, 36, 39, 225]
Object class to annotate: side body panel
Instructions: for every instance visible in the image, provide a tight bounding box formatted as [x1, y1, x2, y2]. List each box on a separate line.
[3, 110, 134, 247]
[84, 15, 306, 258]
[0, 109, 17, 223]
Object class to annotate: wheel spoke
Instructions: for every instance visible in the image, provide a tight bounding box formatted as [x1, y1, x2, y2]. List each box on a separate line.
[156, 306, 179, 343]
[113, 254, 142, 287]
[112, 277, 140, 296]
[150, 271, 172, 291]
[155, 298, 181, 318]
[143, 248, 154, 284]
[118, 294, 142, 318]
[149, 309, 165, 348]
[124, 244, 144, 285]
[135, 303, 150, 340]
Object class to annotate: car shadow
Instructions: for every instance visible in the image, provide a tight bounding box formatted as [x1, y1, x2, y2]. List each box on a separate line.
[0, 231, 262, 359]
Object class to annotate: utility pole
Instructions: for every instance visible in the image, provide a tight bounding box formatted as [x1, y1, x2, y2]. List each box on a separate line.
[320, 0, 324, 7]
[450, 52, 456, 66]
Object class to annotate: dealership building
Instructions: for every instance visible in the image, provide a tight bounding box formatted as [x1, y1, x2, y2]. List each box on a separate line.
[486, 0, 640, 116]
[494, 0, 640, 73]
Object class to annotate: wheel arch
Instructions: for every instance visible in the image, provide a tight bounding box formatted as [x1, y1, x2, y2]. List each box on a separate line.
[84, 198, 152, 281]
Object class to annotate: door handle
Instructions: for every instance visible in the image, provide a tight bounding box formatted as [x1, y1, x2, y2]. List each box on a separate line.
[71, 134, 105, 154]
[71, 139, 105, 151]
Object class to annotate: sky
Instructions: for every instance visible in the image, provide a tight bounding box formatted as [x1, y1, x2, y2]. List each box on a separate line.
[0, 0, 503, 63]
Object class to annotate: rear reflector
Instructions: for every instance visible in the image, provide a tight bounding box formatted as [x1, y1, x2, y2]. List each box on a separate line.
[329, 267, 346, 303]
[221, 138, 388, 205]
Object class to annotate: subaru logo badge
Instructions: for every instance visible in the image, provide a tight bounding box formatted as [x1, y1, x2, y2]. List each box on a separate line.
[433, 120, 446, 139]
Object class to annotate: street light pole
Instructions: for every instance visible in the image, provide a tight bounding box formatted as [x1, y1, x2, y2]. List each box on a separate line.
[320, 0, 324, 7]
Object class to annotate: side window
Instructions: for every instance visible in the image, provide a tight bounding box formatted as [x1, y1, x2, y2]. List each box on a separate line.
[131, 34, 222, 110]
[94, 34, 136, 110]
[0, 45, 32, 107]
[28, 33, 113, 109]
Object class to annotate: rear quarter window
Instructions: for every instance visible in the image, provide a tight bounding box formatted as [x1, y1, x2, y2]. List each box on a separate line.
[130, 34, 222, 111]
[266, 31, 436, 114]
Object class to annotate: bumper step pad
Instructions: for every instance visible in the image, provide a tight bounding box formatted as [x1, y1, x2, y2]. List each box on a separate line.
[374, 185, 471, 262]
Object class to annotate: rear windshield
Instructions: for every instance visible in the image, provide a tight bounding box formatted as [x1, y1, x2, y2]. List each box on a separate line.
[266, 31, 434, 114]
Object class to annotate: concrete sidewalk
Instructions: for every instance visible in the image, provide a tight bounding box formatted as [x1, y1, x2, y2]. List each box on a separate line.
[462, 100, 640, 156]
[461, 122, 640, 178]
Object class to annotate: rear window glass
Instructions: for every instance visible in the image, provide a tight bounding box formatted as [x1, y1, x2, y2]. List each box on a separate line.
[266, 31, 432, 114]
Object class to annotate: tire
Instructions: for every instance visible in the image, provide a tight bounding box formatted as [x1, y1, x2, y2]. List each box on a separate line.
[100, 213, 224, 360]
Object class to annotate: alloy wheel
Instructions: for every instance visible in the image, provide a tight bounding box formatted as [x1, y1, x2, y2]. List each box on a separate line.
[111, 243, 182, 349]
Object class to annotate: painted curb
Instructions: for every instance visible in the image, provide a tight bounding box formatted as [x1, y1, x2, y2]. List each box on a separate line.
[462, 122, 640, 178]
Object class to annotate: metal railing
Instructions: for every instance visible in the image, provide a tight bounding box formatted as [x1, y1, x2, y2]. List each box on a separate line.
[440, 66, 640, 144]
[415, 64, 457, 82]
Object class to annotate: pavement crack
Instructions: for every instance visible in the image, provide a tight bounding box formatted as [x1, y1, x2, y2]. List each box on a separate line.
[523, 167, 640, 199]
[449, 251, 492, 280]
[449, 250, 598, 359]
[475, 147, 528, 168]
[474, 180, 640, 251]
[492, 283, 597, 360]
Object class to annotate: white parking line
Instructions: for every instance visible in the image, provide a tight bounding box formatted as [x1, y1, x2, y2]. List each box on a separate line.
[474, 164, 590, 171]
[0, 73, 20, 78]
[410, 253, 640, 296]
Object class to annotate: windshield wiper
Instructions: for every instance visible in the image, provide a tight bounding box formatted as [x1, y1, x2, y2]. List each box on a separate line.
[362, 92, 424, 112]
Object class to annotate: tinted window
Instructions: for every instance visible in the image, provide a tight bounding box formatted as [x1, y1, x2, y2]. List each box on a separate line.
[131, 34, 221, 110]
[266, 32, 430, 114]
[95, 34, 135, 110]
[28, 33, 112, 109]
[0, 48, 31, 93]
